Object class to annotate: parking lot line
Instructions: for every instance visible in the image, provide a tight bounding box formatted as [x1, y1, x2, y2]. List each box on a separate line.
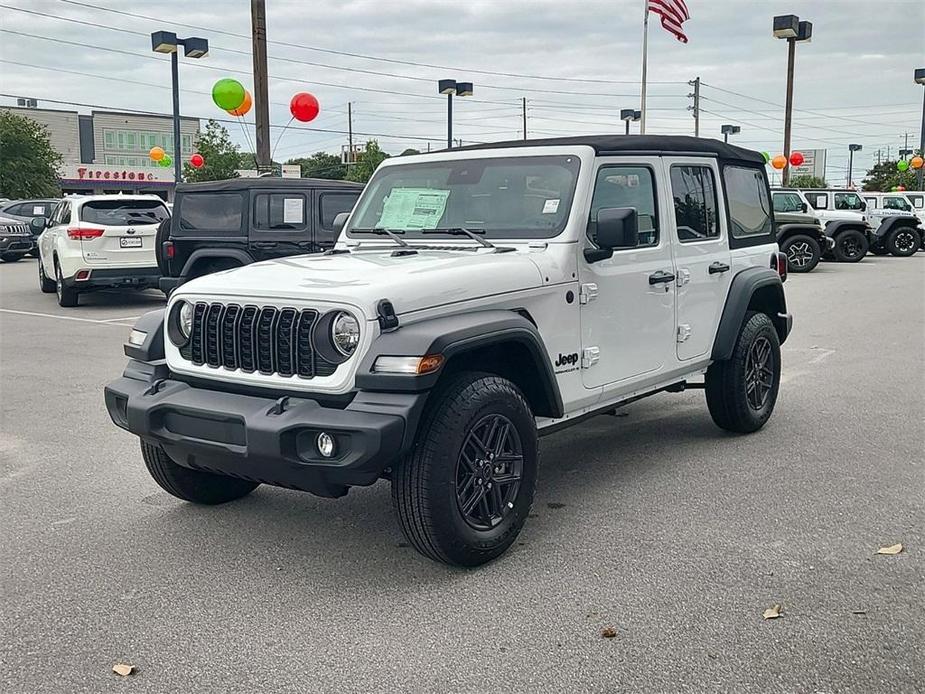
[99, 315, 143, 323]
[0, 308, 133, 327]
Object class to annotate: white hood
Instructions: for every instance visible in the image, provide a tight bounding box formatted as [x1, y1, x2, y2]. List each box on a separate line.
[175, 247, 547, 319]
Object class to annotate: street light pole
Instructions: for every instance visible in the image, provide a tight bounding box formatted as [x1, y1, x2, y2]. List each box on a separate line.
[438, 79, 472, 149]
[773, 15, 812, 187]
[170, 51, 182, 185]
[916, 67, 925, 191]
[847, 144, 862, 187]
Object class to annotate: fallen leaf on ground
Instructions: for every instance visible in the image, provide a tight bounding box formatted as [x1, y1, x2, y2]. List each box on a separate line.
[112, 663, 135, 677]
[601, 627, 617, 638]
[877, 543, 903, 555]
[762, 604, 782, 620]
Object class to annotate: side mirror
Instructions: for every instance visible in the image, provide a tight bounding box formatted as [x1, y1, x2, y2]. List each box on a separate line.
[29, 216, 46, 233]
[801, 202, 808, 213]
[585, 207, 638, 263]
[860, 200, 867, 211]
[332, 211, 350, 236]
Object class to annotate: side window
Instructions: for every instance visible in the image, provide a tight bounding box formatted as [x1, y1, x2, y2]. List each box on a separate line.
[883, 196, 908, 211]
[773, 192, 803, 213]
[833, 192, 862, 211]
[587, 165, 658, 248]
[319, 193, 359, 230]
[723, 166, 772, 239]
[253, 194, 308, 232]
[670, 165, 719, 242]
[864, 197, 877, 209]
[805, 192, 828, 210]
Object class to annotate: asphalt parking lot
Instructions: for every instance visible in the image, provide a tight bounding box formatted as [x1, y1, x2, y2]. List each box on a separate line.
[1, 255, 923, 693]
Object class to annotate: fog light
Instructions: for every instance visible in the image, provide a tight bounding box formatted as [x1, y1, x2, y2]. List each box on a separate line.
[316, 432, 336, 458]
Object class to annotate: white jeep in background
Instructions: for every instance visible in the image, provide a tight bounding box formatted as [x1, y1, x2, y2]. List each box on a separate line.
[790, 188, 874, 262]
[105, 135, 792, 567]
[36, 194, 169, 306]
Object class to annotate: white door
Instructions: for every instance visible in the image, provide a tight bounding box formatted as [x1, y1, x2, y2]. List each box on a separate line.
[41, 200, 69, 276]
[664, 158, 732, 361]
[76, 198, 169, 267]
[579, 158, 677, 390]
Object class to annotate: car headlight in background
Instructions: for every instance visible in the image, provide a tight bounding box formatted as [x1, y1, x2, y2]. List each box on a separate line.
[178, 301, 193, 339]
[331, 311, 360, 356]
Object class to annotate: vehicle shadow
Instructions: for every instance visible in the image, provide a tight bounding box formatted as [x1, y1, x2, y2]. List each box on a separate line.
[73, 289, 165, 310]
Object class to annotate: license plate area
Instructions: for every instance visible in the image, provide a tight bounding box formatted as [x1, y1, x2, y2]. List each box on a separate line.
[120, 237, 142, 248]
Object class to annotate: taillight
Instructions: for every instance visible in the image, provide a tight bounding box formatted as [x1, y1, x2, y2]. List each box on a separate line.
[67, 227, 105, 240]
[164, 241, 175, 259]
[772, 251, 788, 282]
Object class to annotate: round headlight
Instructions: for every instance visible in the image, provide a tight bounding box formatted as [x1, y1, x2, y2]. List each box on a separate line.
[178, 301, 193, 339]
[331, 312, 360, 356]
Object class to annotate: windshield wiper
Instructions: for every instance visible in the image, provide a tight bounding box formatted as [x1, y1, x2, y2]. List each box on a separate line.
[421, 227, 494, 248]
[350, 227, 409, 247]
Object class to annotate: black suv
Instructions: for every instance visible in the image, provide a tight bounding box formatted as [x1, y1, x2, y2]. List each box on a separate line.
[157, 178, 363, 294]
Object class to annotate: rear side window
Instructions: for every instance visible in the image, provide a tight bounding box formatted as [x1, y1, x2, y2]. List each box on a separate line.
[723, 166, 772, 239]
[254, 193, 308, 231]
[804, 192, 827, 209]
[81, 200, 169, 226]
[178, 193, 243, 232]
[588, 165, 659, 247]
[670, 165, 719, 242]
[319, 192, 359, 230]
[773, 192, 803, 213]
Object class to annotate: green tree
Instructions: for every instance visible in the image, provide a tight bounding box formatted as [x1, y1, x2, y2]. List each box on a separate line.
[861, 160, 916, 191]
[0, 110, 62, 198]
[789, 174, 827, 189]
[287, 151, 346, 180]
[182, 120, 241, 182]
[346, 140, 389, 183]
[399, 148, 421, 156]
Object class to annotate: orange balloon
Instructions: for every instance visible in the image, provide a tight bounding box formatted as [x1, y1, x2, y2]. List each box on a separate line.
[149, 146, 165, 162]
[228, 90, 252, 117]
[911, 156, 924, 170]
[771, 155, 788, 170]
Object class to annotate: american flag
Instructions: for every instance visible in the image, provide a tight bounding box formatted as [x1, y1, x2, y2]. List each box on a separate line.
[647, 0, 690, 43]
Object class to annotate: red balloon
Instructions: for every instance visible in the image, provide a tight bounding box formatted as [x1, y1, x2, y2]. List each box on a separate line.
[190, 153, 205, 168]
[789, 151, 805, 167]
[896, 185, 906, 191]
[290, 92, 319, 122]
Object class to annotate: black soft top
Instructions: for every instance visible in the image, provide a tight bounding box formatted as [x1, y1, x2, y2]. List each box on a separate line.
[454, 134, 765, 165]
[175, 177, 363, 194]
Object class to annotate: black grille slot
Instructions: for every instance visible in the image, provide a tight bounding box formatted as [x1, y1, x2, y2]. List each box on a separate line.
[183, 303, 339, 379]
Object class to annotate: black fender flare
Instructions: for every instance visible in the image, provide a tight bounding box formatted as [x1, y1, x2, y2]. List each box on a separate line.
[123, 309, 166, 363]
[711, 268, 791, 361]
[179, 249, 254, 279]
[875, 215, 922, 239]
[356, 309, 564, 418]
[777, 223, 825, 243]
[823, 220, 869, 239]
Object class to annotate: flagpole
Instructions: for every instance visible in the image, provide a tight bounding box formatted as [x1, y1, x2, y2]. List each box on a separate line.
[640, 0, 649, 134]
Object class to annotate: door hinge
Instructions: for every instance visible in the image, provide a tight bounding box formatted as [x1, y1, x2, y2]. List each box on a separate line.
[579, 283, 599, 304]
[582, 346, 600, 368]
[677, 324, 692, 343]
[676, 268, 691, 287]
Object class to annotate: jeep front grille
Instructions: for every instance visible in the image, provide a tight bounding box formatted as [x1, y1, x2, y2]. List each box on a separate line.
[180, 302, 338, 379]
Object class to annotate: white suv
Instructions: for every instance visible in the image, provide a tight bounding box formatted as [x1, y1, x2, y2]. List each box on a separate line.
[105, 136, 792, 566]
[37, 194, 169, 307]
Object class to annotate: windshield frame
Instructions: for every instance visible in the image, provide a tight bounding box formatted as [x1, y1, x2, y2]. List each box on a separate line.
[344, 153, 583, 241]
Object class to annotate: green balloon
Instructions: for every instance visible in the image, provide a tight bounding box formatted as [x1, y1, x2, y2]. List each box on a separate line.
[160, 154, 172, 168]
[897, 159, 909, 172]
[761, 151, 771, 163]
[212, 78, 246, 111]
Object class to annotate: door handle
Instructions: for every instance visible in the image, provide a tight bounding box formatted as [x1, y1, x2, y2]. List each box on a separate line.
[708, 262, 730, 274]
[648, 270, 676, 285]
[252, 241, 278, 249]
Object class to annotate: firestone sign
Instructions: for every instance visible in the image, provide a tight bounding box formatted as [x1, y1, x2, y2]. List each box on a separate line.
[59, 163, 174, 184]
[77, 167, 156, 182]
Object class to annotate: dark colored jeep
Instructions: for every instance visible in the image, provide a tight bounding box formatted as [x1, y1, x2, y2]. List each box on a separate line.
[157, 178, 363, 294]
[773, 210, 832, 273]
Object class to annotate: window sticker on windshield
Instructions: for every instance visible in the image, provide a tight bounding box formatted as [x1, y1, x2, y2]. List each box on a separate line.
[542, 199, 560, 214]
[378, 188, 450, 229]
[283, 197, 304, 224]
[32, 206, 45, 215]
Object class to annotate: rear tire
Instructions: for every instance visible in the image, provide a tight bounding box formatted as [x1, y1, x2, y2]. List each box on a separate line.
[0, 253, 24, 262]
[154, 218, 171, 275]
[886, 227, 920, 257]
[832, 230, 868, 262]
[780, 234, 821, 273]
[38, 256, 55, 293]
[140, 441, 259, 504]
[706, 312, 781, 434]
[54, 260, 78, 307]
[392, 372, 538, 567]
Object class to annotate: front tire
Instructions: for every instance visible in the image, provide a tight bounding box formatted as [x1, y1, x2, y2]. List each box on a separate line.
[705, 312, 781, 434]
[780, 234, 821, 273]
[38, 256, 55, 293]
[886, 227, 920, 257]
[392, 372, 538, 567]
[141, 441, 259, 504]
[832, 230, 868, 262]
[0, 253, 24, 262]
[54, 260, 78, 307]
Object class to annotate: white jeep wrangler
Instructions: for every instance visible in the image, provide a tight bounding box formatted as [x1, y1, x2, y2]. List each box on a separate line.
[105, 136, 792, 567]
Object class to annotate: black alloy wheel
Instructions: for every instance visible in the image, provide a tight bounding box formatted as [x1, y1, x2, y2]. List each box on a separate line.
[744, 336, 774, 411]
[889, 229, 919, 257]
[455, 414, 523, 530]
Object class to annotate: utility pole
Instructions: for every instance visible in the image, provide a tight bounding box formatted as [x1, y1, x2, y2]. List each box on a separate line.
[251, 0, 271, 172]
[876, 149, 881, 165]
[347, 102, 354, 167]
[522, 97, 527, 140]
[688, 76, 700, 137]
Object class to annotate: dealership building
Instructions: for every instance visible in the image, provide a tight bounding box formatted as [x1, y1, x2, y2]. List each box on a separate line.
[1, 102, 199, 200]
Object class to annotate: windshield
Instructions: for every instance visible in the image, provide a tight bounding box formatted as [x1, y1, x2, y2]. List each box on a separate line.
[346, 155, 581, 240]
[833, 192, 863, 211]
[80, 199, 169, 226]
[773, 192, 804, 213]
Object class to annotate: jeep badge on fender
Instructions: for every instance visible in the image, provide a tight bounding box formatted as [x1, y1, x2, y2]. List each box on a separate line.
[105, 135, 792, 567]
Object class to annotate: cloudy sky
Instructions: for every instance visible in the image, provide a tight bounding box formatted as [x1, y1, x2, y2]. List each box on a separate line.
[1, 0, 923, 184]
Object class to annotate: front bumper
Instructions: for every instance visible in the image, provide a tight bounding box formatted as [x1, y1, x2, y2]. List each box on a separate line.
[104, 363, 427, 497]
[0, 236, 34, 254]
[66, 266, 160, 290]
